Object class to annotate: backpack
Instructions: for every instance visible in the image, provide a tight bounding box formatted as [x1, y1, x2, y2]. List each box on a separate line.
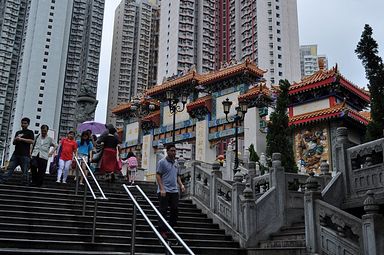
[128, 156, 138, 169]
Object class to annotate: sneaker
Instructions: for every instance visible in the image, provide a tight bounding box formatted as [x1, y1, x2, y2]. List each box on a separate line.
[79, 182, 84, 185]
[56, 180, 60, 183]
[62, 181, 67, 184]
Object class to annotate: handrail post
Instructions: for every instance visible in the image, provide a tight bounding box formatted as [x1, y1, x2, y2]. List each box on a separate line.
[131, 204, 137, 255]
[75, 159, 79, 195]
[92, 199, 98, 243]
[83, 182, 88, 216]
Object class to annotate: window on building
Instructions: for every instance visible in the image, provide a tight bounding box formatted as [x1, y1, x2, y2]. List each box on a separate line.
[279, 71, 283, 76]
[38, 101, 42, 105]
[43, 58, 48, 62]
[36, 115, 41, 119]
[37, 108, 42, 112]
[39, 94, 43, 97]
[40, 86, 44, 90]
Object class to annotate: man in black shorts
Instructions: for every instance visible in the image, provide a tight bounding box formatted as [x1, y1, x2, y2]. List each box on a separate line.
[0, 117, 34, 185]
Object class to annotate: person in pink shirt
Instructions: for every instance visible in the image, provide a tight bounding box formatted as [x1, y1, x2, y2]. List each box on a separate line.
[56, 131, 78, 184]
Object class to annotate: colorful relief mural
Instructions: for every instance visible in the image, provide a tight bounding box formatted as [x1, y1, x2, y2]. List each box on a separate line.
[295, 125, 329, 173]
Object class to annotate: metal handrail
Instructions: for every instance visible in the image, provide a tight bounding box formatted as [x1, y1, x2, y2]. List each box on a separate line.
[123, 184, 195, 255]
[74, 156, 108, 243]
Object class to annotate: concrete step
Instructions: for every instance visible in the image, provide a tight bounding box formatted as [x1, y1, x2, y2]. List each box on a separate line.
[0, 229, 239, 247]
[0, 222, 230, 240]
[0, 173, 244, 254]
[0, 199, 210, 223]
[247, 247, 308, 255]
[0, 249, 163, 255]
[259, 239, 306, 249]
[0, 238, 245, 255]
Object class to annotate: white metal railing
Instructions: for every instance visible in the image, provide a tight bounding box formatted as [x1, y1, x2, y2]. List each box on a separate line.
[123, 184, 195, 255]
[74, 156, 107, 243]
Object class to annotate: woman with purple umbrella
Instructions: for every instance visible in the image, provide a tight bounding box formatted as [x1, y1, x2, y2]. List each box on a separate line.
[77, 121, 107, 135]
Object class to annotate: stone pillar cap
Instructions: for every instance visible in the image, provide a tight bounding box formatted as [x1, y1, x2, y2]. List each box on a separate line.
[364, 190, 379, 214]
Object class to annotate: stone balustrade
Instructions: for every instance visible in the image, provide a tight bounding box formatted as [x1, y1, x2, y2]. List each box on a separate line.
[181, 153, 312, 247]
[333, 127, 384, 207]
[347, 138, 384, 199]
[305, 173, 384, 254]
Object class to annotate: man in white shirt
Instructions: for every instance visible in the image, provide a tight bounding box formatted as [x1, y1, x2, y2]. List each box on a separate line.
[30, 125, 57, 187]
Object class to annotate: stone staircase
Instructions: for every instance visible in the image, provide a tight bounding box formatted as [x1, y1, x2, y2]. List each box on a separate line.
[0, 172, 245, 255]
[247, 223, 307, 255]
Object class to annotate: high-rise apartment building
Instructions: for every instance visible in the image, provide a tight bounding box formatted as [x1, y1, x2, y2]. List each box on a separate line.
[5, 0, 104, 158]
[0, 0, 28, 162]
[157, 0, 301, 85]
[58, 0, 105, 138]
[107, 0, 160, 128]
[300, 44, 328, 77]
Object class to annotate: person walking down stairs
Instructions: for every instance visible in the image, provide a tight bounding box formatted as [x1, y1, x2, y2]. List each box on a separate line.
[156, 143, 185, 240]
[30, 125, 57, 187]
[123, 151, 138, 184]
[99, 126, 121, 182]
[0, 117, 34, 185]
[76, 131, 93, 185]
[56, 131, 78, 184]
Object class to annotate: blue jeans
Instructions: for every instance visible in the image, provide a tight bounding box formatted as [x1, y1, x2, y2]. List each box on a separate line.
[0, 154, 30, 183]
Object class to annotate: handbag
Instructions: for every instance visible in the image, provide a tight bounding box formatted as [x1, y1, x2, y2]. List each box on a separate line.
[92, 143, 104, 163]
[30, 134, 40, 168]
[117, 159, 122, 170]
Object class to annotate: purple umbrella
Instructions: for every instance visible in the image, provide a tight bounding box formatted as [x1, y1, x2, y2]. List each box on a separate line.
[77, 121, 107, 135]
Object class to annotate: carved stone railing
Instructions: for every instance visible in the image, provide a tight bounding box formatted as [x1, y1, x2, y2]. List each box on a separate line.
[333, 127, 384, 206]
[252, 173, 270, 199]
[181, 153, 314, 248]
[305, 172, 384, 255]
[348, 138, 384, 170]
[215, 177, 233, 224]
[194, 163, 211, 208]
[347, 138, 384, 199]
[316, 200, 362, 254]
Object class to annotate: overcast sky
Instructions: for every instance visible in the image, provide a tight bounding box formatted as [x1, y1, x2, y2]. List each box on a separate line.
[95, 0, 384, 122]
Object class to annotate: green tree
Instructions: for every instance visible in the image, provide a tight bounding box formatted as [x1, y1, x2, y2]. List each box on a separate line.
[248, 144, 259, 162]
[355, 24, 384, 141]
[266, 79, 297, 172]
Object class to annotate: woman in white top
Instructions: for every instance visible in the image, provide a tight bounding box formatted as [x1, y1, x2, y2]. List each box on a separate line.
[30, 125, 57, 187]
